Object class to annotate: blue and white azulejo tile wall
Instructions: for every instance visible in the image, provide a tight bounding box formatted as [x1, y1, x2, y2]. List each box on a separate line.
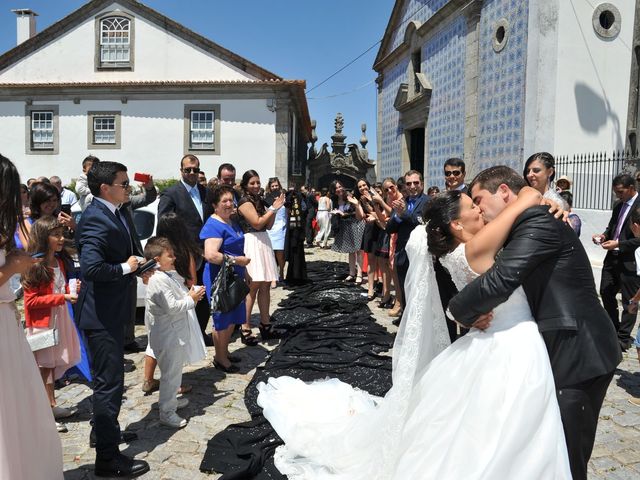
[422, 15, 466, 187]
[388, 0, 453, 53]
[380, 58, 409, 180]
[475, 0, 529, 172]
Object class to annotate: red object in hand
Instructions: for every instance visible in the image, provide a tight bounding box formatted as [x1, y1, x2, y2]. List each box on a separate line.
[134, 172, 150, 183]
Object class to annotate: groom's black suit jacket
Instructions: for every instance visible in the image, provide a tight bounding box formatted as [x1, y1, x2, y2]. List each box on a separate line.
[449, 206, 621, 387]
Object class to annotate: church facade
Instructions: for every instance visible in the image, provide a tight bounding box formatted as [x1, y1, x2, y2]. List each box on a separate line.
[374, 0, 638, 186]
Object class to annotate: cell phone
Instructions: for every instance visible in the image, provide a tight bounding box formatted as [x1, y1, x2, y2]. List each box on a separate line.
[369, 188, 377, 196]
[136, 259, 157, 276]
[134, 172, 150, 183]
[60, 204, 71, 216]
[31, 252, 46, 258]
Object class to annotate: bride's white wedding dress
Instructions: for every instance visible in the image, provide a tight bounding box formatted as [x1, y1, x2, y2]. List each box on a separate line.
[257, 229, 571, 480]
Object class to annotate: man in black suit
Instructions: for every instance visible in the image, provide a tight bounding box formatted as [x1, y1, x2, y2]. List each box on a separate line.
[443, 157, 468, 194]
[439, 158, 469, 341]
[593, 173, 640, 351]
[75, 161, 149, 477]
[449, 166, 621, 480]
[158, 154, 213, 345]
[385, 169, 430, 321]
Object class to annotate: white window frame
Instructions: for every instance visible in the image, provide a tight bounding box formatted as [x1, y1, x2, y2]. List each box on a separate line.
[87, 111, 121, 150]
[184, 104, 221, 155]
[31, 111, 54, 150]
[95, 13, 135, 70]
[25, 105, 59, 155]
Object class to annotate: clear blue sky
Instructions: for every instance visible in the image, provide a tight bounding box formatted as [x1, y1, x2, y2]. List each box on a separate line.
[0, 0, 396, 159]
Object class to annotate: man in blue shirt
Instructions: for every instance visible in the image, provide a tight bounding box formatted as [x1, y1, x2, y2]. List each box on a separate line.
[385, 170, 429, 322]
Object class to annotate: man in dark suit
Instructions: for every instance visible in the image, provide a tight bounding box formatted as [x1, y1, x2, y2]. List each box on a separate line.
[449, 166, 621, 480]
[158, 154, 213, 345]
[593, 173, 640, 351]
[443, 157, 468, 195]
[385, 169, 429, 321]
[439, 157, 469, 341]
[75, 161, 149, 477]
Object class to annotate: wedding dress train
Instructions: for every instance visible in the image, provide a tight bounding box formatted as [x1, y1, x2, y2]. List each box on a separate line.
[257, 229, 571, 479]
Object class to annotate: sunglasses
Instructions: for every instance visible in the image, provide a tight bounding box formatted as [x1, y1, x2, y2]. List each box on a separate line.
[444, 170, 462, 177]
[182, 167, 200, 174]
[406, 181, 421, 186]
[384, 185, 397, 192]
[112, 181, 131, 189]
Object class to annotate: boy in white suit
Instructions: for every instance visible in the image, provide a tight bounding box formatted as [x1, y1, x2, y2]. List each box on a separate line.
[144, 237, 205, 428]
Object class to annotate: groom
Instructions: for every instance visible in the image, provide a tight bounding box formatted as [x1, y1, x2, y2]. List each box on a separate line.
[448, 165, 621, 480]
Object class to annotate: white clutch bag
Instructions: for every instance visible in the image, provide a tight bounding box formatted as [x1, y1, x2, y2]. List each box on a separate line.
[26, 327, 59, 352]
[25, 309, 59, 352]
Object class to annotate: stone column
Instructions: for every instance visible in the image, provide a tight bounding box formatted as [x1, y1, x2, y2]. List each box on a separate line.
[625, 0, 640, 154]
[376, 74, 384, 179]
[462, 0, 482, 177]
[274, 96, 291, 186]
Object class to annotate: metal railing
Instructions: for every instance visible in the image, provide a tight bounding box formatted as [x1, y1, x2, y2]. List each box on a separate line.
[555, 151, 639, 210]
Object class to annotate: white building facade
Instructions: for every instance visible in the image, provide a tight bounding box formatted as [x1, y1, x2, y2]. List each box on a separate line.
[0, 0, 310, 184]
[374, 0, 637, 185]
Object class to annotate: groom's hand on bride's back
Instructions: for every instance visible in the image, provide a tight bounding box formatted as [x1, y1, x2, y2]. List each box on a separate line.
[470, 311, 494, 330]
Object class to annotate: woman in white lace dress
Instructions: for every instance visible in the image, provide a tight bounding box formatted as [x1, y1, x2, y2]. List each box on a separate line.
[257, 187, 571, 480]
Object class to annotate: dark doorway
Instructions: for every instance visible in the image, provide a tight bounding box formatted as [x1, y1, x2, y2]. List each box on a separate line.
[408, 127, 425, 175]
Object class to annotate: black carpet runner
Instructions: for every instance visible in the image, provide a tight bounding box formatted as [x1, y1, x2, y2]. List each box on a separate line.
[200, 260, 395, 479]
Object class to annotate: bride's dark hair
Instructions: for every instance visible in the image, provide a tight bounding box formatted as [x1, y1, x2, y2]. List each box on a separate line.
[423, 190, 461, 258]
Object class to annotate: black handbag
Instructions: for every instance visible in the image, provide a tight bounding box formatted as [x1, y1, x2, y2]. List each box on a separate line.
[210, 255, 249, 314]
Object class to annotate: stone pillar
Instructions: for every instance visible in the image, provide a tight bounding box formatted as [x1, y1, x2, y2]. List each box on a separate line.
[625, 0, 640, 154]
[274, 97, 291, 186]
[462, 0, 482, 177]
[376, 74, 384, 180]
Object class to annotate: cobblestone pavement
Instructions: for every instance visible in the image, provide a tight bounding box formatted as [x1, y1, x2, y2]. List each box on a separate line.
[56, 248, 640, 479]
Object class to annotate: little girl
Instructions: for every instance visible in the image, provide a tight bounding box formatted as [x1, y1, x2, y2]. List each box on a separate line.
[22, 216, 82, 428]
[144, 236, 206, 428]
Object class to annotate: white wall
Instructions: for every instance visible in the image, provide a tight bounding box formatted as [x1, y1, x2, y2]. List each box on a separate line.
[0, 2, 256, 82]
[1, 98, 277, 184]
[552, 0, 634, 155]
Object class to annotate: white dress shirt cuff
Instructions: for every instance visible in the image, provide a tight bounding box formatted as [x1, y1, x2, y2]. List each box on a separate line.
[121, 263, 132, 275]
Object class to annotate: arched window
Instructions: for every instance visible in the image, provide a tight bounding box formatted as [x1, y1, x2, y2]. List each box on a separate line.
[98, 15, 132, 67]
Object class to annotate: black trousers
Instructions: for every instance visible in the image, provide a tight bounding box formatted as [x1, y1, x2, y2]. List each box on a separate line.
[85, 328, 124, 459]
[557, 372, 614, 480]
[196, 262, 212, 341]
[395, 250, 409, 309]
[123, 280, 137, 345]
[600, 253, 640, 348]
[305, 209, 316, 245]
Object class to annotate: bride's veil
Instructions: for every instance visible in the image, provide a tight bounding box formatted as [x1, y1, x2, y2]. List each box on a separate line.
[375, 225, 451, 477]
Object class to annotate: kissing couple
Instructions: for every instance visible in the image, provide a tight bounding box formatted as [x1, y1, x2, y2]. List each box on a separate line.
[256, 166, 621, 480]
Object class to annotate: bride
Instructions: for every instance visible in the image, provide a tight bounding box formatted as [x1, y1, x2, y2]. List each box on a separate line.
[257, 187, 571, 480]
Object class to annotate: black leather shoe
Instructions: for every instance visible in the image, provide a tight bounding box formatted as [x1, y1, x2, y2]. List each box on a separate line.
[94, 452, 150, 478]
[123, 342, 144, 354]
[90, 430, 138, 448]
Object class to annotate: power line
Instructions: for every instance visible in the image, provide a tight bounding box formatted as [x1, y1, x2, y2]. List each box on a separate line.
[305, 0, 437, 95]
[307, 78, 376, 100]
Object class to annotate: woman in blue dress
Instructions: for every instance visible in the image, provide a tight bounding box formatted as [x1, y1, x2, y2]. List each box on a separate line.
[201, 185, 252, 373]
